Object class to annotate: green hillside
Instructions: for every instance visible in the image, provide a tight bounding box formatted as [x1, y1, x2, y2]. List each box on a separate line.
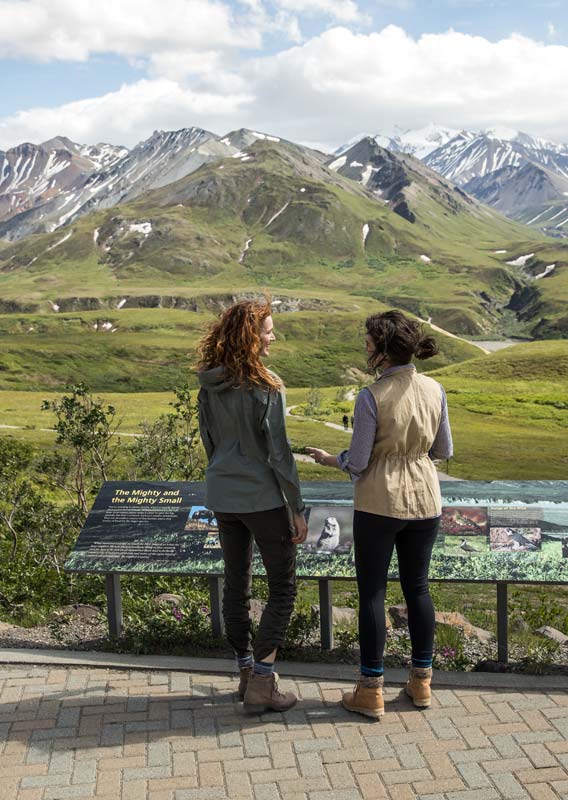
[427, 340, 568, 479]
[1, 139, 563, 339]
[0, 304, 480, 392]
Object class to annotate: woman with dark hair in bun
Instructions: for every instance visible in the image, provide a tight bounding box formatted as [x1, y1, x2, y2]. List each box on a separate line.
[307, 310, 453, 719]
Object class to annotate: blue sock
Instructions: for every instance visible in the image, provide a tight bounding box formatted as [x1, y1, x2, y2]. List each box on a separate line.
[361, 663, 384, 677]
[253, 660, 275, 676]
[412, 657, 433, 669]
[237, 654, 253, 669]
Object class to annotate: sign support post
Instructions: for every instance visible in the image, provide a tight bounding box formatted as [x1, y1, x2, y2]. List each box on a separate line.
[497, 581, 508, 664]
[209, 576, 225, 637]
[319, 578, 334, 650]
[105, 573, 123, 639]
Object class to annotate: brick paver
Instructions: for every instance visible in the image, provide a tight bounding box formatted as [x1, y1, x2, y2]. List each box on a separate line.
[0, 665, 566, 799]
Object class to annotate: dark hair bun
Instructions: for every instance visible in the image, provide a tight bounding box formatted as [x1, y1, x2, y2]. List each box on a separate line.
[415, 335, 439, 360]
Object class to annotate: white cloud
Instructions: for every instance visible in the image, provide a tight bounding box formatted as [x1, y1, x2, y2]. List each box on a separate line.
[0, 0, 257, 61]
[547, 22, 557, 38]
[2, 24, 568, 149]
[246, 26, 568, 144]
[0, 79, 253, 148]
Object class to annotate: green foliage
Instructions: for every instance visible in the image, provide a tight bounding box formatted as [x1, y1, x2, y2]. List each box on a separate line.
[304, 387, 323, 417]
[433, 625, 470, 671]
[511, 588, 568, 633]
[0, 437, 84, 620]
[41, 383, 120, 514]
[515, 639, 561, 675]
[131, 383, 205, 481]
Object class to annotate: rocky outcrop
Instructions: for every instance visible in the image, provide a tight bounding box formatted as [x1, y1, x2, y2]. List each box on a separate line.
[388, 604, 494, 643]
[536, 626, 568, 645]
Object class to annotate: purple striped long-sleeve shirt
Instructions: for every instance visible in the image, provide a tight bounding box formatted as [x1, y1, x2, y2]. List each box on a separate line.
[337, 364, 453, 480]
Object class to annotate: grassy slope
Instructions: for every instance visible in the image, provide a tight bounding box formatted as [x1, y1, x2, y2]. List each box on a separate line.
[0, 306, 480, 391]
[1, 340, 567, 481]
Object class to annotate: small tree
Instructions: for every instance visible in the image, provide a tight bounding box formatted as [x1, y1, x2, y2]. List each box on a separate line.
[0, 438, 83, 615]
[305, 386, 322, 417]
[41, 383, 120, 515]
[132, 383, 205, 482]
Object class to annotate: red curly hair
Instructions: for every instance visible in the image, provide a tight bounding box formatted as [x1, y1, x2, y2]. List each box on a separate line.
[197, 297, 281, 390]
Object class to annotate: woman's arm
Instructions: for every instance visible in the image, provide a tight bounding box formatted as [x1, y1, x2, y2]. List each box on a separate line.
[260, 389, 305, 513]
[429, 386, 453, 460]
[197, 388, 215, 460]
[307, 388, 377, 480]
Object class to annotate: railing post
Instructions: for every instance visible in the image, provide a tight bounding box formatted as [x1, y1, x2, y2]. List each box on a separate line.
[497, 582, 508, 664]
[209, 576, 225, 637]
[105, 573, 122, 639]
[319, 578, 334, 650]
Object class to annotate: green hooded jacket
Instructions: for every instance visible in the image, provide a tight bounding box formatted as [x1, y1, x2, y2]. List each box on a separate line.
[197, 367, 304, 514]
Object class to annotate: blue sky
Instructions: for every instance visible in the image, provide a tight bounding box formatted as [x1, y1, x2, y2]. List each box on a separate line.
[1, 0, 567, 149]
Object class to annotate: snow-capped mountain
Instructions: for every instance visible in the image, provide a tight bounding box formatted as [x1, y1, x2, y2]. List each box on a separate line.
[464, 162, 568, 216]
[336, 124, 462, 160]
[424, 130, 568, 186]
[3, 121, 568, 242]
[422, 129, 568, 235]
[327, 135, 476, 224]
[0, 127, 290, 241]
[0, 137, 126, 230]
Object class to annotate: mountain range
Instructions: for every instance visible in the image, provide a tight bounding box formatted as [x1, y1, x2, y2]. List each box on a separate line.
[3, 123, 568, 245]
[338, 126, 568, 238]
[2, 123, 567, 340]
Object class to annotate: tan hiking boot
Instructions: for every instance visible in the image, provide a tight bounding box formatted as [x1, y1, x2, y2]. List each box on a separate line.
[342, 675, 384, 719]
[237, 666, 252, 701]
[405, 667, 432, 708]
[243, 672, 297, 713]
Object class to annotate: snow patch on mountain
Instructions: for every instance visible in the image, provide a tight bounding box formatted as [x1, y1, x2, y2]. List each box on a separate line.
[535, 264, 556, 279]
[129, 222, 152, 236]
[265, 201, 290, 228]
[506, 253, 534, 267]
[239, 238, 252, 263]
[47, 231, 72, 250]
[328, 155, 347, 171]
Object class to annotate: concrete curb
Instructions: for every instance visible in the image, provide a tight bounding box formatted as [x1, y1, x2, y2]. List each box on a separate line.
[0, 647, 566, 690]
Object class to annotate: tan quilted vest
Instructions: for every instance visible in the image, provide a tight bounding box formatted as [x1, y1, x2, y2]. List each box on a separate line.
[354, 367, 443, 519]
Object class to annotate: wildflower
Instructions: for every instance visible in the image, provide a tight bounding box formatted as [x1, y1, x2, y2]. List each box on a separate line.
[172, 607, 183, 621]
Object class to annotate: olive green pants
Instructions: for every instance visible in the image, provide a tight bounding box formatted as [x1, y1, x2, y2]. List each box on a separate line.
[215, 506, 297, 662]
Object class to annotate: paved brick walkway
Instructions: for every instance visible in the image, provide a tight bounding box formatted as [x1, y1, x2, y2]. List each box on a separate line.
[0, 665, 567, 800]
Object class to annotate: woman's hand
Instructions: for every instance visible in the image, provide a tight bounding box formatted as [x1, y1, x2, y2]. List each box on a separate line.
[290, 512, 308, 543]
[306, 447, 334, 467]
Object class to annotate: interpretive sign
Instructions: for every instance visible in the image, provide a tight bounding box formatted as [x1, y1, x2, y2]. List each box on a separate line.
[65, 480, 568, 584]
[64, 481, 204, 573]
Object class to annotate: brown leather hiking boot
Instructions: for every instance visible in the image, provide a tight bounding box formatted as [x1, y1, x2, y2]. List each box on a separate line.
[342, 675, 384, 719]
[242, 672, 297, 713]
[405, 667, 432, 708]
[237, 666, 252, 701]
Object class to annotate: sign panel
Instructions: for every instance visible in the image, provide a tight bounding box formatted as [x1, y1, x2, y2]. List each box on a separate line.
[65, 480, 568, 583]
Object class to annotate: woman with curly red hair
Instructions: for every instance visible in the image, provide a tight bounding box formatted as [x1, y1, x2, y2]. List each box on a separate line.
[197, 297, 307, 713]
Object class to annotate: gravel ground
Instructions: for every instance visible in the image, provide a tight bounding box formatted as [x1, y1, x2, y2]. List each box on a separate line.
[0, 617, 566, 675]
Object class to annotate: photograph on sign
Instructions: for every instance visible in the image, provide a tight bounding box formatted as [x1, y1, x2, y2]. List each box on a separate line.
[185, 506, 218, 531]
[440, 507, 487, 536]
[302, 507, 353, 555]
[489, 527, 542, 552]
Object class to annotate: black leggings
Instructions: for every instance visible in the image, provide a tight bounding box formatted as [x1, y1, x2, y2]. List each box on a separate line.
[353, 510, 440, 669]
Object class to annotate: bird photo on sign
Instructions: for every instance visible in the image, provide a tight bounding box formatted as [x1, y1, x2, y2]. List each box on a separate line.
[436, 507, 490, 557]
[489, 527, 542, 552]
[302, 507, 353, 556]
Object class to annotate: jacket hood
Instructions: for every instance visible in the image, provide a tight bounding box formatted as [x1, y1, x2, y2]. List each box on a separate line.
[198, 366, 235, 393]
